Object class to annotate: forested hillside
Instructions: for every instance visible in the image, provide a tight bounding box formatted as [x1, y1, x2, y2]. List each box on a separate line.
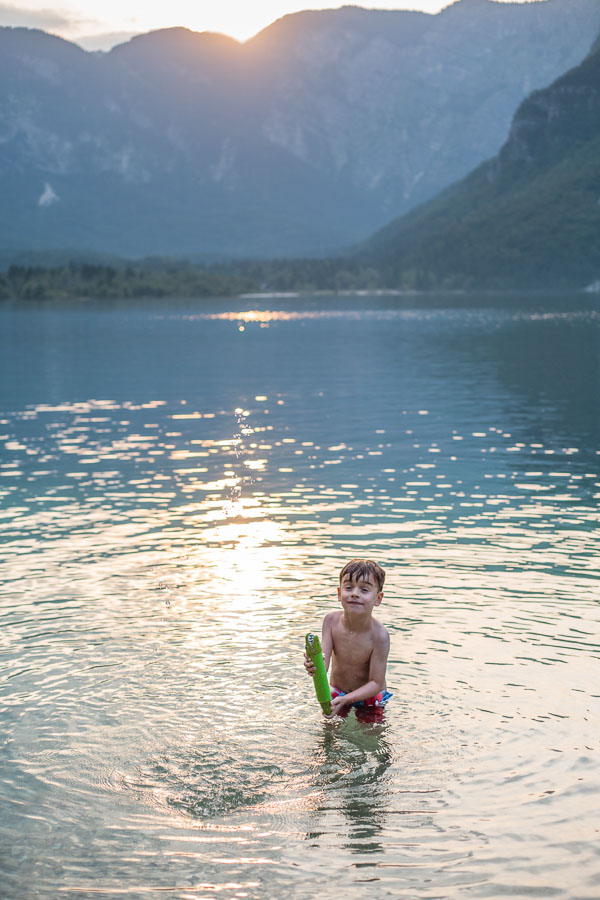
[359, 35, 600, 290]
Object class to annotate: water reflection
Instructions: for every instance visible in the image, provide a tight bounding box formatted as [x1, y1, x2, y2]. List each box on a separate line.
[307, 718, 393, 854]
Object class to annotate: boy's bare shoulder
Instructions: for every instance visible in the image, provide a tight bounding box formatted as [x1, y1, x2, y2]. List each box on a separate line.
[372, 617, 390, 647]
[323, 610, 343, 628]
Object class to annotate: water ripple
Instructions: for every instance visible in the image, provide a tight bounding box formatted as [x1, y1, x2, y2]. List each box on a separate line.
[0, 295, 599, 899]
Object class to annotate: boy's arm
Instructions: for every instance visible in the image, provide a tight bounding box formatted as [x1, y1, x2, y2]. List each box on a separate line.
[330, 629, 390, 713]
[320, 612, 334, 671]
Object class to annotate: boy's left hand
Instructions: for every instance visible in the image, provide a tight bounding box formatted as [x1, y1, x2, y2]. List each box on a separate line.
[330, 694, 349, 716]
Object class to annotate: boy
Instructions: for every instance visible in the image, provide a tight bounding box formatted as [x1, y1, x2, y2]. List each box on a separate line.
[304, 558, 391, 716]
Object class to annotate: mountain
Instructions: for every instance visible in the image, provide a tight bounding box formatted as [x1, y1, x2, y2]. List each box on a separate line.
[360, 33, 600, 290]
[2, 0, 600, 259]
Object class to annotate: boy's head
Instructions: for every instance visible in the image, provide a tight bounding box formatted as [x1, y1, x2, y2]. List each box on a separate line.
[339, 559, 385, 592]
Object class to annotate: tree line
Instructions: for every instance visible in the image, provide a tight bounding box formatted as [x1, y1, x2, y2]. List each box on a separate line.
[0, 262, 256, 301]
[0, 258, 461, 301]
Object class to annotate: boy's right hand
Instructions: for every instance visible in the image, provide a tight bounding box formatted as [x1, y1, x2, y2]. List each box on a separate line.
[303, 652, 316, 677]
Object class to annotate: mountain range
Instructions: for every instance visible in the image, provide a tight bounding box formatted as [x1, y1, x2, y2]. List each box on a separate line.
[360, 32, 600, 289]
[2, 0, 600, 260]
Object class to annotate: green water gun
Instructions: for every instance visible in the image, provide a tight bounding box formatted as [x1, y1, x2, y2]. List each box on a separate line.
[305, 633, 332, 715]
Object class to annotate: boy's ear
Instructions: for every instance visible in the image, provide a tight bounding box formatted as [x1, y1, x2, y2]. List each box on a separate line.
[375, 591, 383, 606]
[337, 585, 342, 601]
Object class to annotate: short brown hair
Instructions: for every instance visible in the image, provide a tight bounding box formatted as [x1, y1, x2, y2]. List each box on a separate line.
[339, 559, 385, 592]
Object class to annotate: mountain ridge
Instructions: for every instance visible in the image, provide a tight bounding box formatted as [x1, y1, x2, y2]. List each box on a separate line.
[359, 33, 600, 289]
[2, 0, 600, 258]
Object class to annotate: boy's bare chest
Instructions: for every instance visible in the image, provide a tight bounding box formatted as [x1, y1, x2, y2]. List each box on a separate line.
[332, 624, 374, 662]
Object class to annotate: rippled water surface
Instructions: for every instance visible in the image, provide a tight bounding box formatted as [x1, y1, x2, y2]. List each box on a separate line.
[0, 294, 599, 899]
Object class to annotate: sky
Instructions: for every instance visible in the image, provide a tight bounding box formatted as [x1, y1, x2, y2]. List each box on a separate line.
[0, 0, 547, 48]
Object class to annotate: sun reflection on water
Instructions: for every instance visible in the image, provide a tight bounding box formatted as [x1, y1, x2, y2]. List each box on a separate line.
[193, 511, 291, 607]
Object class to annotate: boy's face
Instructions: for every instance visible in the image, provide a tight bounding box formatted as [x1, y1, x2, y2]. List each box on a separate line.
[338, 574, 383, 614]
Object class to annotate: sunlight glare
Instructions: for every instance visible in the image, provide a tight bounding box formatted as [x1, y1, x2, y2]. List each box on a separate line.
[10, 0, 550, 46]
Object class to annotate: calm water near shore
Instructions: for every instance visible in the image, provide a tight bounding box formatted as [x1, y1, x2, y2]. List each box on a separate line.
[0, 293, 598, 899]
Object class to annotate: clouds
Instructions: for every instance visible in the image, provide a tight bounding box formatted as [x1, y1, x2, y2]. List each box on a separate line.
[0, 2, 79, 31]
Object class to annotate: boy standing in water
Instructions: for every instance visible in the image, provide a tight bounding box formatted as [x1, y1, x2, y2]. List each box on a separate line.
[304, 559, 391, 716]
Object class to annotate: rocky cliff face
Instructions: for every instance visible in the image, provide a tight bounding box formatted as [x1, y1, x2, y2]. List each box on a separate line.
[2, 0, 600, 259]
[360, 34, 600, 289]
[252, 1, 600, 214]
[494, 37, 600, 173]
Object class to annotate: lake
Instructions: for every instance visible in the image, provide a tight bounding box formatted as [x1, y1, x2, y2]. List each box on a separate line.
[0, 292, 598, 899]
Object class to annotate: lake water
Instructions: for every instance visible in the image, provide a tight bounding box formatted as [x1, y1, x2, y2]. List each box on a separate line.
[0, 293, 598, 900]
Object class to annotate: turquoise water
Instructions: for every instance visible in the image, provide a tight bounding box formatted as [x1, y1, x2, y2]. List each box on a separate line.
[0, 294, 598, 899]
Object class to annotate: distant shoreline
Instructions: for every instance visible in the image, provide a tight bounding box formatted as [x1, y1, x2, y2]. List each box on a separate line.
[2, 288, 596, 307]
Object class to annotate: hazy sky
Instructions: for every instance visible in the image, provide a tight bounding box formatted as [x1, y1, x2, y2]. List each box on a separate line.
[0, 0, 547, 46]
